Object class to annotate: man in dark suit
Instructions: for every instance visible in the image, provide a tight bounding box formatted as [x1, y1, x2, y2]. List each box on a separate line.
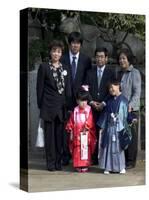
[85, 47, 116, 164]
[61, 32, 92, 165]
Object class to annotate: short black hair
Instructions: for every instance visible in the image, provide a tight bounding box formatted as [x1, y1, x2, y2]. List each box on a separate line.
[95, 47, 108, 57]
[108, 79, 121, 90]
[68, 32, 83, 45]
[48, 40, 64, 52]
[117, 48, 134, 65]
[76, 88, 89, 101]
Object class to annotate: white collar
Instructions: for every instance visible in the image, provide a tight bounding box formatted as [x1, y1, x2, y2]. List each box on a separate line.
[97, 65, 106, 72]
[69, 51, 79, 60]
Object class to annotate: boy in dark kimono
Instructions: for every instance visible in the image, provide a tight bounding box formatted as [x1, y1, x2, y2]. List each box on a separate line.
[97, 80, 129, 174]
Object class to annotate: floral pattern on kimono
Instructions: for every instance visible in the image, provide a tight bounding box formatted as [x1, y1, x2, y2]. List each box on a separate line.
[66, 105, 96, 168]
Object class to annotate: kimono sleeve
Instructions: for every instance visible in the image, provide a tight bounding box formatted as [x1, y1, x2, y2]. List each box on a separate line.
[65, 112, 74, 133]
[116, 100, 128, 132]
[85, 109, 97, 154]
[85, 110, 96, 132]
[97, 109, 108, 129]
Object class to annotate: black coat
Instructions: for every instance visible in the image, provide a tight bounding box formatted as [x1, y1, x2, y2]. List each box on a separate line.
[61, 52, 92, 109]
[36, 62, 72, 122]
[85, 66, 116, 103]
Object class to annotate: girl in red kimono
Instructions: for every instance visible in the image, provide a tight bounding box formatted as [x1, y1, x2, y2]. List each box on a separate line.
[65, 86, 96, 172]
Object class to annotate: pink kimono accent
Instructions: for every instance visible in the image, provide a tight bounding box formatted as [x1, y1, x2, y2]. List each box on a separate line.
[65, 105, 97, 168]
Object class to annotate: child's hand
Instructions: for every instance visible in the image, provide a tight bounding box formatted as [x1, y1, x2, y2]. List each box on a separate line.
[84, 126, 89, 131]
[99, 129, 104, 135]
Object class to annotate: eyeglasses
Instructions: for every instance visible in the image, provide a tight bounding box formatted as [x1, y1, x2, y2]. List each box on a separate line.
[95, 55, 106, 59]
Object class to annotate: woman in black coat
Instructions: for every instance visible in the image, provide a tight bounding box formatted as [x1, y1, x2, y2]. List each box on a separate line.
[36, 40, 71, 171]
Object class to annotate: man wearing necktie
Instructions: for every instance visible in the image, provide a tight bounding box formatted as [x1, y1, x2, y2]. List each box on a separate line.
[97, 67, 102, 90]
[85, 47, 116, 164]
[61, 32, 92, 165]
[61, 32, 92, 107]
[71, 56, 77, 81]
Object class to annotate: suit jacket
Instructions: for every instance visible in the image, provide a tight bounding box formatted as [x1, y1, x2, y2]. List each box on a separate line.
[85, 66, 116, 103]
[36, 62, 72, 122]
[61, 52, 92, 109]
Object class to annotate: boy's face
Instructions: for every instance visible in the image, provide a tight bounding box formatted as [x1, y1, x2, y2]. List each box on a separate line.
[109, 84, 120, 96]
[77, 100, 87, 109]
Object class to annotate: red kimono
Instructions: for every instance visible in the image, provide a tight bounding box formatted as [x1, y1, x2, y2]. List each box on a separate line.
[65, 105, 96, 168]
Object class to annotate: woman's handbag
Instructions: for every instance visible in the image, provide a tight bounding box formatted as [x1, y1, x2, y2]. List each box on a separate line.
[35, 119, 44, 147]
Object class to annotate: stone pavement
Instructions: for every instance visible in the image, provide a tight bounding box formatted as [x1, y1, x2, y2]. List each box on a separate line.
[26, 151, 145, 192]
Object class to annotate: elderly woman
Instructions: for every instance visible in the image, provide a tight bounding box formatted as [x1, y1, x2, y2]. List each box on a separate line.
[117, 48, 141, 169]
[36, 40, 71, 171]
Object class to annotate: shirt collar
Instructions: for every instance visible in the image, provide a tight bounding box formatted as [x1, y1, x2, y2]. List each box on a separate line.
[127, 64, 134, 71]
[119, 64, 134, 72]
[97, 65, 106, 73]
[69, 51, 79, 60]
[49, 60, 62, 69]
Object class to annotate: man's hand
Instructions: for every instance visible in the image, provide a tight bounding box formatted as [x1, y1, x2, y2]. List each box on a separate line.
[90, 101, 99, 109]
[96, 102, 105, 111]
[128, 105, 133, 112]
[90, 101, 105, 111]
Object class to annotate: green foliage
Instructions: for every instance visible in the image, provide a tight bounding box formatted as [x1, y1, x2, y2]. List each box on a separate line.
[28, 8, 145, 70]
[80, 12, 145, 41]
[102, 14, 145, 40]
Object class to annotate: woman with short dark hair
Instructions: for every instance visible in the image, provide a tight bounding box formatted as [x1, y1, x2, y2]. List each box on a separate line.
[117, 48, 141, 169]
[36, 40, 71, 171]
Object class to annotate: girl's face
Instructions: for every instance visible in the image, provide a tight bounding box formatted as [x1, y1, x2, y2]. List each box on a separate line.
[109, 84, 120, 96]
[77, 100, 87, 109]
[119, 53, 130, 69]
[50, 47, 62, 62]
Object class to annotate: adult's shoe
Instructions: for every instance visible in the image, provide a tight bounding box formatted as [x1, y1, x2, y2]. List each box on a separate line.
[126, 164, 135, 169]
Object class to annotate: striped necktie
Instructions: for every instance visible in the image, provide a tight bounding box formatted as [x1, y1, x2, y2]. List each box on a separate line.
[97, 68, 102, 89]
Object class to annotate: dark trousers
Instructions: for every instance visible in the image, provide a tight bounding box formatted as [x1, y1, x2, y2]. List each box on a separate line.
[125, 111, 139, 167]
[62, 130, 71, 164]
[92, 110, 99, 164]
[44, 117, 63, 170]
[62, 112, 71, 165]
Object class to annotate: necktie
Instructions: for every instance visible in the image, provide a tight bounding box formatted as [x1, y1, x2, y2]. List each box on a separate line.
[71, 56, 76, 80]
[97, 68, 102, 89]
